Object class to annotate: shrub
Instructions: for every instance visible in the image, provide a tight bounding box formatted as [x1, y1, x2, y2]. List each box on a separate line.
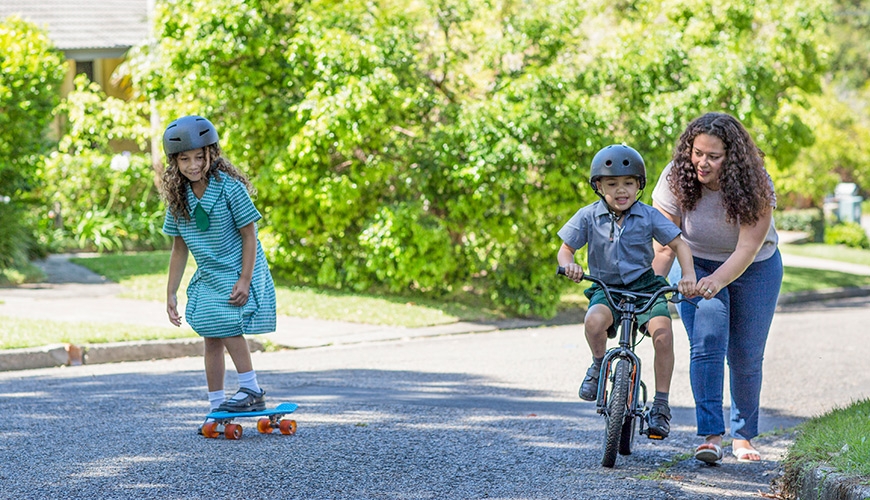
[357, 203, 464, 294]
[0, 17, 65, 270]
[824, 221, 870, 249]
[776, 208, 825, 242]
[40, 76, 168, 253]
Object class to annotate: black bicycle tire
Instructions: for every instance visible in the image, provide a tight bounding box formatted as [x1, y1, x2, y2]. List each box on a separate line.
[619, 363, 639, 455]
[619, 413, 636, 456]
[602, 358, 631, 467]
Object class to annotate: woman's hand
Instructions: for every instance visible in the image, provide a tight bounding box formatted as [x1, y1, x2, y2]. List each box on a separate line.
[696, 276, 724, 299]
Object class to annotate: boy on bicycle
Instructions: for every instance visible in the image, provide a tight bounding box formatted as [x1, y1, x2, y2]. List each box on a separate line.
[557, 144, 697, 438]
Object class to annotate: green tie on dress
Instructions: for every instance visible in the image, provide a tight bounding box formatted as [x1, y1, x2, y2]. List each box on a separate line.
[194, 203, 210, 231]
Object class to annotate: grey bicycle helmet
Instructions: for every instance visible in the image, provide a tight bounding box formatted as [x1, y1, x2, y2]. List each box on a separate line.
[162, 115, 219, 156]
[589, 144, 646, 190]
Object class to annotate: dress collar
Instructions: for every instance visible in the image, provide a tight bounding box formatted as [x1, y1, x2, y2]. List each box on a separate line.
[186, 170, 226, 216]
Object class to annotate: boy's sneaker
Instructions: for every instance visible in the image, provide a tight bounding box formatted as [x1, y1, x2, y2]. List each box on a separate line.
[216, 388, 266, 412]
[578, 364, 601, 401]
[646, 402, 671, 439]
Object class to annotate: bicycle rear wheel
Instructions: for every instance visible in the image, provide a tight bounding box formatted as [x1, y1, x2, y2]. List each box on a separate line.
[602, 358, 631, 467]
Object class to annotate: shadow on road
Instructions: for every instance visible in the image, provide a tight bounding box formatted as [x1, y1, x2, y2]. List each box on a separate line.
[0, 366, 793, 499]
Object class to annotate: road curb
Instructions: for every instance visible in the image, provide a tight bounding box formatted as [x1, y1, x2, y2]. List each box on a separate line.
[2, 288, 868, 372]
[0, 338, 265, 372]
[798, 466, 870, 500]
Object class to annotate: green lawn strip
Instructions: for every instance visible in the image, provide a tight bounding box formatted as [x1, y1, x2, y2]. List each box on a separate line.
[70, 252, 504, 327]
[781, 266, 870, 294]
[68, 251, 870, 328]
[780, 399, 870, 494]
[780, 243, 870, 267]
[0, 315, 197, 350]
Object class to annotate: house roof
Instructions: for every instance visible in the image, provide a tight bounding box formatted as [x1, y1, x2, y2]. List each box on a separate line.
[0, 0, 149, 59]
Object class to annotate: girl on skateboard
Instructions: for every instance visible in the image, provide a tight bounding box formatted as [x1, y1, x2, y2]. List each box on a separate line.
[160, 115, 276, 432]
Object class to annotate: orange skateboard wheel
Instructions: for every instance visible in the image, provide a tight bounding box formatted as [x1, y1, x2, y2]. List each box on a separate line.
[201, 422, 220, 439]
[279, 419, 297, 435]
[257, 418, 273, 434]
[225, 423, 242, 440]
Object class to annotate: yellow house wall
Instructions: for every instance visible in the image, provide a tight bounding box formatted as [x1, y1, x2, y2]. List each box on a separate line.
[59, 57, 128, 99]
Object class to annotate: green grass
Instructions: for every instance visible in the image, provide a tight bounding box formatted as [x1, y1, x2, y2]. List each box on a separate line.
[779, 399, 870, 495]
[781, 266, 870, 294]
[71, 251, 505, 328]
[780, 243, 870, 293]
[0, 315, 197, 350]
[781, 242, 870, 267]
[3, 245, 858, 351]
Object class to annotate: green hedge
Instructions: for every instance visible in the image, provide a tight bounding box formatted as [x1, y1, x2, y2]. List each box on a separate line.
[824, 221, 870, 249]
[776, 208, 825, 242]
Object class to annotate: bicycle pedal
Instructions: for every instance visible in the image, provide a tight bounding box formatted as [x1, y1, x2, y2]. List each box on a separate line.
[646, 433, 665, 440]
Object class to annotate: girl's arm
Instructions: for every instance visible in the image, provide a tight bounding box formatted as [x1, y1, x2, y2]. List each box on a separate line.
[229, 222, 257, 306]
[167, 236, 189, 327]
[698, 206, 772, 297]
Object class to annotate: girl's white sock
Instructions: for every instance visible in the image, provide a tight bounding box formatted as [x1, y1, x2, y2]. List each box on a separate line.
[234, 370, 261, 397]
[208, 390, 226, 411]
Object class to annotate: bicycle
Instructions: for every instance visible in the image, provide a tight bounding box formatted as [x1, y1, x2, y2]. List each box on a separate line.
[557, 266, 692, 468]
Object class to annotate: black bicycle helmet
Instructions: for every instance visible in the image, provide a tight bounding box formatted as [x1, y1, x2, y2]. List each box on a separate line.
[162, 115, 220, 156]
[589, 144, 646, 191]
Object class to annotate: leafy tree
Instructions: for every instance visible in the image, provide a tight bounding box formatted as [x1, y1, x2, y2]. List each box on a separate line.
[0, 16, 65, 269]
[41, 76, 166, 252]
[126, 0, 829, 316]
[771, 0, 870, 208]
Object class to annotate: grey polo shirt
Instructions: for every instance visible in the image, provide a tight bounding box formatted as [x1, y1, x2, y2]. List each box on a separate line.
[558, 200, 682, 285]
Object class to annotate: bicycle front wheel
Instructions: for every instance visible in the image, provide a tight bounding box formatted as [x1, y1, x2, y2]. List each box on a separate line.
[602, 358, 631, 467]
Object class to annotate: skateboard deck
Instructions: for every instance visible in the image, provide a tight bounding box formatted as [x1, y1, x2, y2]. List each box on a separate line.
[202, 402, 298, 439]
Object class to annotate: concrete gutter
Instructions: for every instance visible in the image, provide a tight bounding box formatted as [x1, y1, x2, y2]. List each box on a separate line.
[799, 466, 870, 500]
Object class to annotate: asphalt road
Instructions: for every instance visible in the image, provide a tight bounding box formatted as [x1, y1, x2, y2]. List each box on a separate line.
[3, 295, 869, 499]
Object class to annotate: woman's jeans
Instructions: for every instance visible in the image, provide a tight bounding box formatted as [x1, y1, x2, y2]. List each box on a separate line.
[669, 249, 783, 440]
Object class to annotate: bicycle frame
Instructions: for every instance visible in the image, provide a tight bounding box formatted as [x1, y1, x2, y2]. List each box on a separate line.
[584, 276, 675, 418]
[557, 267, 683, 466]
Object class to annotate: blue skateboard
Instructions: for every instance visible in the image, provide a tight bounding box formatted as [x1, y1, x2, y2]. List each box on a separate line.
[202, 402, 298, 440]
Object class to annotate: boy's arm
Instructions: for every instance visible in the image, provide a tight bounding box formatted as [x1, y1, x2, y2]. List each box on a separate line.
[557, 242, 584, 283]
[666, 235, 697, 297]
[167, 236, 189, 327]
[652, 201, 680, 276]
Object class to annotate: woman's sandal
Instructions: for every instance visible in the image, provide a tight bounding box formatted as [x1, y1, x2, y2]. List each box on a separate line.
[694, 442, 724, 464]
[732, 447, 762, 463]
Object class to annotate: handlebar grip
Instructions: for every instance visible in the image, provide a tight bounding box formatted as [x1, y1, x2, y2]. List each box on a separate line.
[556, 266, 566, 276]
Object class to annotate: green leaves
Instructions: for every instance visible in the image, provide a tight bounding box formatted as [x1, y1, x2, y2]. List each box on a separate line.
[0, 17, 65, 269]
[124, 0, 830, 316]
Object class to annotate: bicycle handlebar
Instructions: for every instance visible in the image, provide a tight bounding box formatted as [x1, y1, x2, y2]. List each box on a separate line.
[556, 266, 680, 316]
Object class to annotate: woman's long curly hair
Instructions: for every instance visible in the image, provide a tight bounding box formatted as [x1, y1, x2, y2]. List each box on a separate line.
[668, 112, 774, 225]
[161, 143, 255, 220]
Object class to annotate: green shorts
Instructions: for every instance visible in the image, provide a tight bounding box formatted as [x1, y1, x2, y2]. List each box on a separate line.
[584, 270, 671, 332]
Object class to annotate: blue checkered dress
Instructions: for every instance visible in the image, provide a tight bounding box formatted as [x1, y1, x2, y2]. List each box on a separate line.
[163, 171, 276, 338]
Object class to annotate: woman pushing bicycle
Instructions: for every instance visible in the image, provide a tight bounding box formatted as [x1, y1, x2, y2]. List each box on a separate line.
[651, 113, 782, 464]
[557, 144, 697, 439]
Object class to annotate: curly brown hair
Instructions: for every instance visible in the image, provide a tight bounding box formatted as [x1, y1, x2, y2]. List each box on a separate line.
[161, 143, 255, 220]
[668, 112, 774, 225]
